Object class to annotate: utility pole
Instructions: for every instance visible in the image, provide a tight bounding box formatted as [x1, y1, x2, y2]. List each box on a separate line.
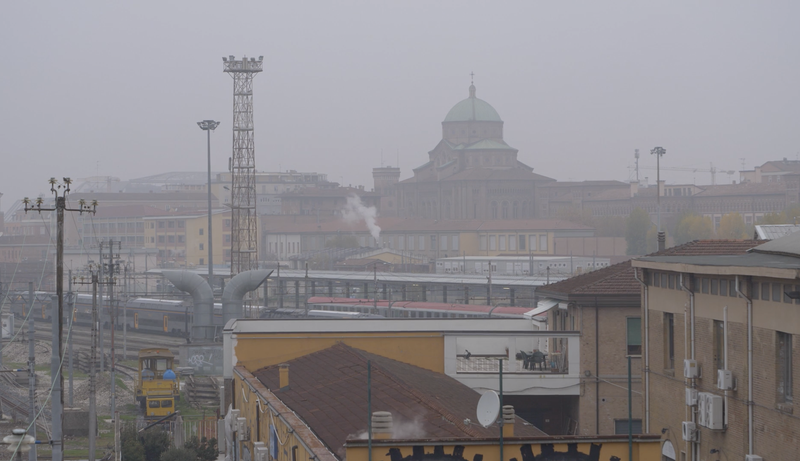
[99, 242, 105, 373]
[651, 147, 666, 251]
[68, 271, 74, 407]
[103, 240, 121, 421]
[23, 178, 97, 461]
[73, 266, 112, 461]
[27, 282, 37, 461]
[373, 262, 378, 312]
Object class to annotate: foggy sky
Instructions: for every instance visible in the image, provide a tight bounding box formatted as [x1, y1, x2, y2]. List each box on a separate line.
[2, 2, 799, 209]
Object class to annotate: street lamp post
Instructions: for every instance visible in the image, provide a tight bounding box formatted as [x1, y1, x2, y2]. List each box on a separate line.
[651, 147, 666, 251]
[198, 120, 221, 288]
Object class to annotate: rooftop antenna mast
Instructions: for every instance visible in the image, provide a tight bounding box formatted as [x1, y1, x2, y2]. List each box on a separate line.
[223, 55, 263, 275]
[634, 149, 640, 182]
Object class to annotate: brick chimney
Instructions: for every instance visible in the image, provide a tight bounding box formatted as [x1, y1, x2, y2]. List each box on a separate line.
[279, 364, 290, 389]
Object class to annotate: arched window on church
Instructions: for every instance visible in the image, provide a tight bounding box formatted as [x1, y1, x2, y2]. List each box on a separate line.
[491, 201, 498, 219]
[522, 201, 528, 218]
[502, 201, 509, 219]
[512, 201, 519, 219]
[445, 201, 451, 219]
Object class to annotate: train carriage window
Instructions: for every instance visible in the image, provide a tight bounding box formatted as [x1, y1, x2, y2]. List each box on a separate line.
[134, 313, 139, 329]
[163, 315, 168, 332]
[161, 400, 173, 408]
[149, 400, 161, 408]
[42, 305, 46, 319]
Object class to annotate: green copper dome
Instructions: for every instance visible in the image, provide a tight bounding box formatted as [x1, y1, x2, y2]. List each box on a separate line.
[443, 84, 502, 122]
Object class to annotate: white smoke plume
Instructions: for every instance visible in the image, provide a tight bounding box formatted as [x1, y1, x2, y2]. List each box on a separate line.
[349, 414, 427, 440]
[342, 194, 381, 242]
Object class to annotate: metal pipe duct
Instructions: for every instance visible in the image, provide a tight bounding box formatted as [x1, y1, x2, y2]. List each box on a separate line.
[222, 270, 272, 326]
[163, 270, 214, 341]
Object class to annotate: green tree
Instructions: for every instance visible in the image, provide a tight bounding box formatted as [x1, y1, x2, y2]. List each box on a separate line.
[626, 208, 653, 255]
[717, 212, 747, 239]
[184, 436, 218, 461]
[121, 424, 145, 461]
[160, 448, 196, 461]
[673, 212, 714, 245]
[757, 212, 786, 225]
[142, 429, 172, 461]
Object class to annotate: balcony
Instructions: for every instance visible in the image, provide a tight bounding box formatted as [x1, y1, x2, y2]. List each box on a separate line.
[443, 331, 580, 396]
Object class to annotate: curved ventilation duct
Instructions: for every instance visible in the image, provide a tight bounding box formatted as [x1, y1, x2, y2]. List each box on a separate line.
[221, 270, 272, 327]
[163, 270, 214, 341]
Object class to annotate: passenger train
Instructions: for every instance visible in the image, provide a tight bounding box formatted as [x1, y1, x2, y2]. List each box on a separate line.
[4, 291, 214, 337]
[304, 297, 545, 320]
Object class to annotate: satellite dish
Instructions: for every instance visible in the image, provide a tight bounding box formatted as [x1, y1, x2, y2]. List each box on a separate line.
[476, 391, 500, 428]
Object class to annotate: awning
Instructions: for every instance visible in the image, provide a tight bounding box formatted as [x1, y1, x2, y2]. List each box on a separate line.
[524, 298, 559, 319]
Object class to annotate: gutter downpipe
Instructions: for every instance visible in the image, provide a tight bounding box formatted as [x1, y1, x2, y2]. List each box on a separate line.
[633, 268, 649, 433]
[679, 273, 695, 461]
[595, 297, 600, 434]
[163, 270, 214, 341]
[723, 305, 729, 429]
[222, 270, 273, 326]
[735, 276, 753, 456]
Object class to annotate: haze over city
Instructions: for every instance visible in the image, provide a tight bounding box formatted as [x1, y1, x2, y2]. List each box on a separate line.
[1, 2, 799, 204]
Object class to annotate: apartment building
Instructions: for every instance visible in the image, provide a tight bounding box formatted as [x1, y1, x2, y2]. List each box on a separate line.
[632, 236, 800, 461]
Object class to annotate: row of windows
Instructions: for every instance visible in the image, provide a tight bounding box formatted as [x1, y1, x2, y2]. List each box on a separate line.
[480, 234, 548, 252]
[651, 271, 800, 304]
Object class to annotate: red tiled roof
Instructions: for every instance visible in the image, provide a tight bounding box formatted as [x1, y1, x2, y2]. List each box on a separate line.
[539, 240, 763, 296]
[252, 343, 545, 458]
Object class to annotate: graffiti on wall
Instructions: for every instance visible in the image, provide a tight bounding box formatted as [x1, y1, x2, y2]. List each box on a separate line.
[180, 344, 224, 375]
[386, 443, 620, 461]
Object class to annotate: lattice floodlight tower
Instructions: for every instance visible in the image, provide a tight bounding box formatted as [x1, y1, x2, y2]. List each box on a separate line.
[223, 55, 263, 275]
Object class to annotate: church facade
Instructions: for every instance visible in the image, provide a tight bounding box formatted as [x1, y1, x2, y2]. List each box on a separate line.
[387, 84, 555, 220]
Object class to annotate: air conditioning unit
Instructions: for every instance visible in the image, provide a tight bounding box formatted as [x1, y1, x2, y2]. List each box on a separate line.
[717, 369, 734, 390]
[236, 417, 249, 441]
[254, 446, 269, 461]
[744, 455, 763, 461]
[704, 394, 724, 430]
[681, 421, 697, 441]
[228, 409, 240, 432]
[697, 392, 709, 427]
[685, 388, 698, 406]
[684, 359, 699, 378]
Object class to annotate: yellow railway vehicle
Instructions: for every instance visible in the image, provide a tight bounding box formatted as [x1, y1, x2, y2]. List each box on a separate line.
[135, 348, 180, 418]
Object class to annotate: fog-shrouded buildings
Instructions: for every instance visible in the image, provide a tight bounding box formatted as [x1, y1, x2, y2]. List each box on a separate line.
[390, 84, 554, 220]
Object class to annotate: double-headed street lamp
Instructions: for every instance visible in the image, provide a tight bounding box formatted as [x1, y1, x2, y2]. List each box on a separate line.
[197, 120, 221, 286]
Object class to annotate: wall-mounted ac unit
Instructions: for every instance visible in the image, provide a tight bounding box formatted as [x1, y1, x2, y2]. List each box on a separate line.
[717, 369, 733, 390]
[228, 409, 240, 432]
[681, 421, 697, 441]
[744, 455, 763, 461]
[236, 417, 249, 441]
[685, 388, 698, 406]
[684, 359, 699, 378]
[704, 394, 724, 430]
[697, 392, 709, 427]
[254, 446, 269, 461]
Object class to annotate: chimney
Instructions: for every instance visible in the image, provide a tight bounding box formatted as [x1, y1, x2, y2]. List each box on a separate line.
[657, 231, 666, 252]
[502, 405, 515, 437]
[279, 363, 290, 389]
[371, 411, 393, 439]
[630, 181, 639, 197]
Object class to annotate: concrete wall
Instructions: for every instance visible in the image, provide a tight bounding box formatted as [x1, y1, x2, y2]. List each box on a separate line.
[180, 343, 224, 376]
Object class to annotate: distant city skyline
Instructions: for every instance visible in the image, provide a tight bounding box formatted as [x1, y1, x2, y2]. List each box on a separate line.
[2, 2, 798, 209]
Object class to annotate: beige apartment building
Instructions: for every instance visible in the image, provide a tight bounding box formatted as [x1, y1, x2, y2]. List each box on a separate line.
[632, 236, 800, 461]
[143, 210, 231, 268]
